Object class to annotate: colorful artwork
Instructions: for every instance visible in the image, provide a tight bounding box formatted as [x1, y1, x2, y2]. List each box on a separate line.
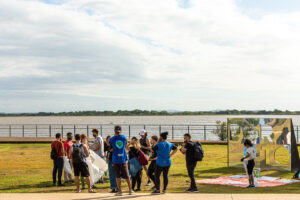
[196, 175, 299, 188]
[228, 118, 300, 172]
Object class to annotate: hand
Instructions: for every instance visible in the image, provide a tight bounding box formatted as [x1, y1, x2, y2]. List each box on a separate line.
[241, 158, 244, 162]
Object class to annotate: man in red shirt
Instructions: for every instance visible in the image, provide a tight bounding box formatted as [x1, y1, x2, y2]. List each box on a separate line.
[64, 132, 73, 183]
[51, 133, 65, 186]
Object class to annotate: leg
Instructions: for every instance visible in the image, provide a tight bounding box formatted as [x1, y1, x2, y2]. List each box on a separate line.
[137, 170, 142, 189]
[132, 174, 137, 190]
[108, 160, 117, 189]
[52, 159, 58, 184]
[125, 178, 131, 191]
[162, 166, 170, 191]
[148, 162, 156, 184]
[155, 165, 163, 191]
[86, 176, 92, 190]
[57, 158, 64, 185]
[187, 162, 197, 189]
[75, 176, 80, 192]
[116, 178, 121, 192]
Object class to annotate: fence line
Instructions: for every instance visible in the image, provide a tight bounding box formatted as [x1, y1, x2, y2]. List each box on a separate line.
[0, 124, 300, 142]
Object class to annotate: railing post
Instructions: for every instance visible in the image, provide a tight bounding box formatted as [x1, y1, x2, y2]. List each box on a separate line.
[61, 125, 63, 138]
[87, 125, 89, 138]
[297, 126, 299, 142]
[159, 125, 161, 134]
[49, 125, 51, 137]
[100, 125, 103, 137]
[22, 125, 25, 137]
[172, 125, 174, 140]
[129, 125, 131, 138]
[36, 125, 38, 137]
[144, 125, 146, 130]
[9, 125, 11, 137]
[74, 125, 76, 137]
[188, 125, 190, 134]
[204, 125, 206, 141]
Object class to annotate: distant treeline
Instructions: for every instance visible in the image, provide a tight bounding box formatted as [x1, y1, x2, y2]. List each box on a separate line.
[0, 109, 300, 116]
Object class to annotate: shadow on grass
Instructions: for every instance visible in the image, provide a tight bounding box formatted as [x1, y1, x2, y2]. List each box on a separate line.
[0, 181, 74, 192]
[72, 194, 153, 200]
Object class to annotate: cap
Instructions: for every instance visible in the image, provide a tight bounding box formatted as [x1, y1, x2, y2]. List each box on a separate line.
[139, 129, 147, 136]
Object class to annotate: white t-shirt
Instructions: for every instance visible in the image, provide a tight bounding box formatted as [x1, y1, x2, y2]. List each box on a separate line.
[94, 135, 104, 158]
[246, 147, 256, 160]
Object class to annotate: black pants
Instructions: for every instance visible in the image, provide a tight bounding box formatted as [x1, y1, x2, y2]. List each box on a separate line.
[148, 161, 156, 184]
[132, 169, 142, 190]
[155, 165, 170, 191]
[187, 161, 197, 189]
[53, 157, 64, 184]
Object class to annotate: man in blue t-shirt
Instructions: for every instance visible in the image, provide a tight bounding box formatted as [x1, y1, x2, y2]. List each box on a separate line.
[152, 132, 178, 194]
[109, 125, 133, 196]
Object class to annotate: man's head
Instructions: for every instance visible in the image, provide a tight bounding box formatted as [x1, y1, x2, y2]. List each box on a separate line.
[139, 129, 147, 138]
[55, 133, 61, 140]
[66, 132, 73, 141]
[160, 132, 168, 141]
[75, 134, 81, 141]
[92, 129, 99, 138]
[114, 125, 122, 135]
[151, 135, 158, 145]
[184, 133, 191, 143]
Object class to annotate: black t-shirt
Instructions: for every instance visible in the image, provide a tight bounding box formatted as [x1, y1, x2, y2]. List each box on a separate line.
[129, 147, 140, 160]
[104, 142, 112, 161]
[184, 141, 195, 163]
[140, 137, 150, 155]
[150, 145, 157, 163]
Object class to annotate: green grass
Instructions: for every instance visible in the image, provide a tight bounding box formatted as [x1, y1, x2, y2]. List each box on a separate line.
[0, 143, 300, 193]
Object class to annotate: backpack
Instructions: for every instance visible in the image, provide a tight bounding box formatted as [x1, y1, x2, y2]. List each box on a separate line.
[72, 144, 83, 164]
[138, 149, 148, 166]
[50, 148, 58, 160]
[293, 169, 300, 179]
[194, 142, 204, 161]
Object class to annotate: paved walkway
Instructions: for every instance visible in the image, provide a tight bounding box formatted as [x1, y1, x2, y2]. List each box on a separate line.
[1, 193, 300, 200]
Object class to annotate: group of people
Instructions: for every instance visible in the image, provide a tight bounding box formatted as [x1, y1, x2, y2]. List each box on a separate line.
[51, 125, 256, 195]
[50, 125, 202, 195]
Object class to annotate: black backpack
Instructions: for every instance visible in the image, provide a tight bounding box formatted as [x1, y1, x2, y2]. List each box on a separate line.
[72, 144, 83, 164]
[194, 142, 204, 161]
[50, 148, 58, 160]
[293, 169, 300, 179]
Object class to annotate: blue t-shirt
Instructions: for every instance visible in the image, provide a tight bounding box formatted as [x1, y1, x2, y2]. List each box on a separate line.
[154, 141, 177, 167]
[109, 135, 128, 164]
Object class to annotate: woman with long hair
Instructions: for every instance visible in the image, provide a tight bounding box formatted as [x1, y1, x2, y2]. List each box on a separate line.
[128, 137, 142, 192]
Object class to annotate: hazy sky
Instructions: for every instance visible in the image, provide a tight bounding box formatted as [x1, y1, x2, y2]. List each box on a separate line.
[1, 0, 300, 112]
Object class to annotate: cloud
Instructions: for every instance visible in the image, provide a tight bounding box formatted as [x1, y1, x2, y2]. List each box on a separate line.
[1, 0, 300, 112]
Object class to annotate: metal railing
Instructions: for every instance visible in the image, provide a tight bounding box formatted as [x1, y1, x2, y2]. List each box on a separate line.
[1, 124, 300, 142]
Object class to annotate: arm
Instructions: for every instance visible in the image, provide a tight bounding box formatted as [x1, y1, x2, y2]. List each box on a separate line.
[170, 147, 178, 157]
[60, 143, 65, 156]
[241, 152, 250, 161]
[83, 144, 89, 157]
[93, 139, 101, 151]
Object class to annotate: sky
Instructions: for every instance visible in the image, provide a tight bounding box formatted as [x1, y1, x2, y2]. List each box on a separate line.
[1, 0, 300, 112]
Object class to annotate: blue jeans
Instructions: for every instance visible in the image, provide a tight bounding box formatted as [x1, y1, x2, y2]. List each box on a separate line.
[108, 160, 117, 189]
[53, 157, 64, 184]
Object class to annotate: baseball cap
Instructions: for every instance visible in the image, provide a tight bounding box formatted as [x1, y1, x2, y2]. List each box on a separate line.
[139, 129, 147, 136]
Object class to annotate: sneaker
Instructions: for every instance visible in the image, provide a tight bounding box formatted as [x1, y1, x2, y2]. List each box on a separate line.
[246, 185, 255, 188]
[115, 191, 123, 196]
[92, 185, 97, 189]
[150, 186, 156, 191]
[151, 190, 160, 195]
[129, 190, 134, 195]
[162, 190, 166, 194]
[109, 189, 117, 193]
[134, 188, 141, 192]
[57, 183, 65, 187]
[191, 188, 199, 193]
[52, 183, 57, 186]
[99, 178, 104, 184]
[186, 188, 193, 192]
[146, 180, 152, 186]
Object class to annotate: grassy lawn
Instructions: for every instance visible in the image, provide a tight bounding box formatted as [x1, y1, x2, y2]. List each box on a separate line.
[0, 143, 300, 193]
